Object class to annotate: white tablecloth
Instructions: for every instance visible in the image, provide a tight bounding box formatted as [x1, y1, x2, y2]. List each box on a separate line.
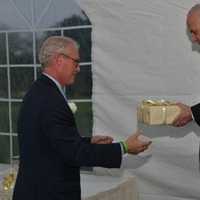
[81, 169, 138, 200]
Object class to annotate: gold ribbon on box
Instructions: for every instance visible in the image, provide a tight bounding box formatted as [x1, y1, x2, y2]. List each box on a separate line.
[138, 99, 179, 125]
[142, 99, 176, 106]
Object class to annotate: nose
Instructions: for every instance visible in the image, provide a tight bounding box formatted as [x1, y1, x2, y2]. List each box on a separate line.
[76, 64, 80, 73]
[191, 33, 198, 43]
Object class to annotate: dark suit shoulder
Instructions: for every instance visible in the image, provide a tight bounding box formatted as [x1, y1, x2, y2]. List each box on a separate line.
[23, 75, 64, 106]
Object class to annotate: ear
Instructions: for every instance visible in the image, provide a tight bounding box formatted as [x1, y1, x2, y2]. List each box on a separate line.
[54, 54, 63, 66]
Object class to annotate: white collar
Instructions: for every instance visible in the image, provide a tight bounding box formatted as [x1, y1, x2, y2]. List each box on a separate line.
[42, 73, 67, 101]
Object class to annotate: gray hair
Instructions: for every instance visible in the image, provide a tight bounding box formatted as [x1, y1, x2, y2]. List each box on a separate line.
[188, 4, 200, 16]
[38, 36, 79, 67]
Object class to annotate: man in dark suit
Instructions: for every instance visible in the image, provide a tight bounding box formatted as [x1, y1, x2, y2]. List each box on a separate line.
[13, 36, 151, 200]
[173, 4, 200, 127]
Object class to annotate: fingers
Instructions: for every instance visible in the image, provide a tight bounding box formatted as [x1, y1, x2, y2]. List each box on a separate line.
[102, 137, 113, 144]
[174, 120, 187, 127]
[126, 131, 152, 154]
[138, 134, 151, 144]
[93, 135, 113, 140]
[133, 129, 142, 138]
[172, 118, 179, 126]
[101, 136, 113, 142]
[172, 118, 180, 126]
[173, 115, 192, 127]
[91, 135, 114, 144]
[140, 144, 149, 152]
[172, 103, 192, 127]
[141, 141, 152, 150]
[172, 116, 186, 126]
[133, 142, 151, 154]
[176, 102, 184, 107]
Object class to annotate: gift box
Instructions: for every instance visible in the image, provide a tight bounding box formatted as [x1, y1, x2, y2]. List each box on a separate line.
[137, 100, 181, 125]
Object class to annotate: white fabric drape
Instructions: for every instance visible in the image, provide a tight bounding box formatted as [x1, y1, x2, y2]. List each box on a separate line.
[76, 1, 200, 199]
[82, 172, 138, 200]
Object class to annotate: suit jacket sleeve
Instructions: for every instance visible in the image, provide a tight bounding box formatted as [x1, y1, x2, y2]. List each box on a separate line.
[191, 103, 200, 126]
[41, 102, 122, 168]
[82, 137, 91, 143]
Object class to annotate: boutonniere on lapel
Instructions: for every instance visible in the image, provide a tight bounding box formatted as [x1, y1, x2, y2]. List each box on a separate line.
[68, 102, 78, 114]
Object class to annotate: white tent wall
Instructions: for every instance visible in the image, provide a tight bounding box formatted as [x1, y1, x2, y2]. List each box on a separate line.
[76, 1, 200, 200]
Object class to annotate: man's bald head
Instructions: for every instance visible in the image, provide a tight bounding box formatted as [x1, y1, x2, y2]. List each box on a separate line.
[187, 4, 200, 44]
[187, 4, 200, 17]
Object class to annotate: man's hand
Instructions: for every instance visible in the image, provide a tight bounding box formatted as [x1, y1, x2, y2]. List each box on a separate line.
[125, 130, 152, 154]
[91, 135, 114, 144]
[172, 103, 193, 127]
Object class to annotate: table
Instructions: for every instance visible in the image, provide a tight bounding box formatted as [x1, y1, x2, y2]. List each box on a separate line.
[82, 168, 139, 200]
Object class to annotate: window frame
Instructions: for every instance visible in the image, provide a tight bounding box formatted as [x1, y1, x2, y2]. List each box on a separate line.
[0, 25, 93, 164]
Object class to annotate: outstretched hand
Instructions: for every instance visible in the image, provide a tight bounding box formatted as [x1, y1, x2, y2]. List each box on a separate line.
[125, 130, 152, 154]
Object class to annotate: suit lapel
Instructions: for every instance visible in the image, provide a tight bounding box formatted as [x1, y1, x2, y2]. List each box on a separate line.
[38, 74, 74, 115]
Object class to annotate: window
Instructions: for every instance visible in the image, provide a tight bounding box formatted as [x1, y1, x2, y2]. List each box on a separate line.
[0, 0, 92, 164]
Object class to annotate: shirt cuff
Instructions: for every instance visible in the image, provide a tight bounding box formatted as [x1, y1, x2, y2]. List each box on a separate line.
[120, 143, 125, 155]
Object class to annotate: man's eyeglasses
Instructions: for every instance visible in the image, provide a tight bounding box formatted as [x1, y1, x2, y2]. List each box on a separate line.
[60, 53, 80, 66]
